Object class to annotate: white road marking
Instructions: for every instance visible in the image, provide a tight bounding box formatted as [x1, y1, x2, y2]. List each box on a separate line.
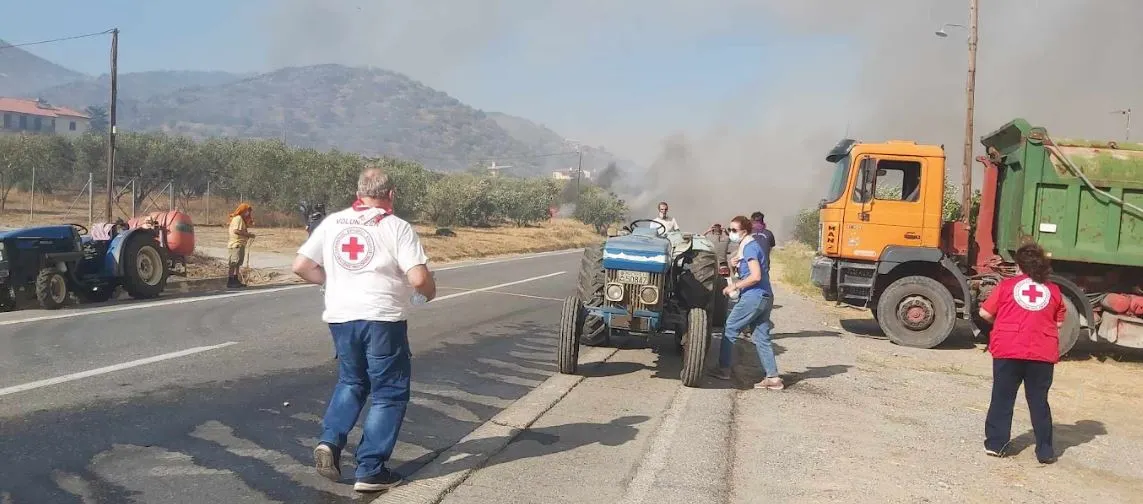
[51, 471, 99, 504]
[191, 420, 355, 497]
[432, 249, 580, 272]
[0, 342, 238, 398]
[0, 249, 578, 327]
[436, 287, 562, 302]
[0, 285, 309, 327]
[428, 272, 565, 303]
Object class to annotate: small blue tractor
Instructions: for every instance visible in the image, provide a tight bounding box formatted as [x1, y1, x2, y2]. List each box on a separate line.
[558, 219, 730, 387]
[0, 223, 170, 310]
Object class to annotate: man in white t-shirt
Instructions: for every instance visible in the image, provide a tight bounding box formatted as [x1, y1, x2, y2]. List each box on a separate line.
[653, 201, 680, 234]
[292, 166, 436, 493]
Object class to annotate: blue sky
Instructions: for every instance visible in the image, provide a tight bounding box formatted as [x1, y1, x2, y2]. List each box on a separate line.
[1, 0, 853, 165]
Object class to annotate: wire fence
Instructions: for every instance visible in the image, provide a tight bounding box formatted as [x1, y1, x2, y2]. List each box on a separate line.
[1, 174, 281, 229]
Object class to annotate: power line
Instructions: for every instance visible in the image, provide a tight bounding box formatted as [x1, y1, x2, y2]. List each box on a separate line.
[0, 29, 114, 52]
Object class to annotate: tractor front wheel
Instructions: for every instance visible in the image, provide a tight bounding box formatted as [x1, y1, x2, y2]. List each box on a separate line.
[680, 307, 710, 388]
[558, 296, 584, 374]
[122, 235, 170, 299]
[35, 269, 69, 310]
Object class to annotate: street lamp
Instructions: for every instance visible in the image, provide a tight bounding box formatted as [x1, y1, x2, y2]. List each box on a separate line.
[935, 0, 978, 227]
[935, 23, 966, 38]
[1110, 109, 1132, 141]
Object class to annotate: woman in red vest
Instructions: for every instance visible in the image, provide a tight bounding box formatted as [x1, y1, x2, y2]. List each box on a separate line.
[978, 242, 1066, 464]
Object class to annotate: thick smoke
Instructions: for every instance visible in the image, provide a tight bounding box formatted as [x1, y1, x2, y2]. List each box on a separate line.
[627, 0, 1143, 237]
[265, 1, 1142, 238]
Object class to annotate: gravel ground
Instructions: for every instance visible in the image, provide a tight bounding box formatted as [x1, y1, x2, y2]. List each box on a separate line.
[731, 282, 1143, 504]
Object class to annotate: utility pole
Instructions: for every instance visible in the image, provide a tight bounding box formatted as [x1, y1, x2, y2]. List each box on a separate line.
[575, 145, 583, 199]
[87, 172, 94, 225]
[961, 0, 978, 226]
[104, 28, 119, 222]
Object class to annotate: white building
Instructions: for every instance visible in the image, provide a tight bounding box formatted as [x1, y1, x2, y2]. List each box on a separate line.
[0, 97, 91, 137]
[551, 168, 591, 181]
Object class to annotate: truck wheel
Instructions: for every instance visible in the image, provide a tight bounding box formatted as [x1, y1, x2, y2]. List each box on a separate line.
[1059, 297, 1081, 357]
[680, 307, 710, 388]
[557, 296, 583, 374]
[876, 275, 956, 349]
[122, 235, 170, 299]
[35, 269, 69, 310]
[577, 245, 609, 346]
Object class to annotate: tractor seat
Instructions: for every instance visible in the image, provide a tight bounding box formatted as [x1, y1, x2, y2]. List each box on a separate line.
[89, 222, 116, 241]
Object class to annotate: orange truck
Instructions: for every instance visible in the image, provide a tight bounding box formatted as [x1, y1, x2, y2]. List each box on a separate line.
[810, 118, 1143, 355]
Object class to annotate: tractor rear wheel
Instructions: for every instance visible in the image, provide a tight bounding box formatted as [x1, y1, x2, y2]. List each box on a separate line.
[681, 250, 719, 310]
[680, 307, 710, 388]
[122, 235, 170, 299]
[557, 296, 584, 374]
[35, 268, 69, 310]
[577, 244, 608, 346]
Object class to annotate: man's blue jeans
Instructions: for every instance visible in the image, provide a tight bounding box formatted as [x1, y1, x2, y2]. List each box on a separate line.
[718, 293, 779, 378]
[320, 320, 411, 479]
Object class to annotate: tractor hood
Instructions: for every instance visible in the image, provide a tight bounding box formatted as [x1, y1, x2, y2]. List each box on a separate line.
[0, 225, 76, 241]
[602, 233, 671, 273]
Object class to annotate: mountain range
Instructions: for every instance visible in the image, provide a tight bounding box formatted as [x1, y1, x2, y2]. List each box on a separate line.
[0, 38, 637, 177]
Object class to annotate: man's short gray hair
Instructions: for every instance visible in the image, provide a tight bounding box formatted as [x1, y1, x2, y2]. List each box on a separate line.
[357, 165, 395, 200]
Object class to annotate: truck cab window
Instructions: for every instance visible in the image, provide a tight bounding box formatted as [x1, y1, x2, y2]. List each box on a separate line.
[874, 160, 922, 202]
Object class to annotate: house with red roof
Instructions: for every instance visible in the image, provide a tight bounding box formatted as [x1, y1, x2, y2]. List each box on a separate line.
[0, 97, 91, 137]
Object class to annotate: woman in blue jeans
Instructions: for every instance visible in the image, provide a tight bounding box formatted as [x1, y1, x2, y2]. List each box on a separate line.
[709, 215, 783, 390]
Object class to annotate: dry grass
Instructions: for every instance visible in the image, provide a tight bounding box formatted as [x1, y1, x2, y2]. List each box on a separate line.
[193, 218, 602, 262]
[770, 241, 818, 297]
[0, 188, 602, 266]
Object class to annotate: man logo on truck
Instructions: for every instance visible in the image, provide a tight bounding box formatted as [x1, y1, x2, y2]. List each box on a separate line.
[1014, 278, 1051, 312]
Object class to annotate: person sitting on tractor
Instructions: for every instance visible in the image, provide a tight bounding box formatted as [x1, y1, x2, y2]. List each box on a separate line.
[227, 203, 256, 288]
[652, 201, 680, 233]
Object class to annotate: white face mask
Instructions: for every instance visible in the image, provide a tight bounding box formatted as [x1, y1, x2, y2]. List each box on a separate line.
[729, 231, 742, 243]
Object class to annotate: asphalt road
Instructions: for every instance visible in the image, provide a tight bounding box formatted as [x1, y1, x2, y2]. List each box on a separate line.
[0, 250, 581, 503]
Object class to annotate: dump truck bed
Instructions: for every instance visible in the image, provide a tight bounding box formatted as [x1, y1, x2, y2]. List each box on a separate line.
[980, 118, 1143, 267]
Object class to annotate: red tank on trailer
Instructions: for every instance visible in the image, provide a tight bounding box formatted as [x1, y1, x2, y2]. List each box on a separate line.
[127, 210, 196, 257]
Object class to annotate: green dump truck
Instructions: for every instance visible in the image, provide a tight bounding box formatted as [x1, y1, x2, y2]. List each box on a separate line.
[810, 118, 1143, 355]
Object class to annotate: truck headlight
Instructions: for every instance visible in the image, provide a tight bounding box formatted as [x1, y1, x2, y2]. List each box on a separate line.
[605, 283, 625, 302]
[638, 285, 659, 305]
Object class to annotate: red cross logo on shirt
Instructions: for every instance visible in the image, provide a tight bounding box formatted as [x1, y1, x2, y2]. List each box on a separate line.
[332, 227, 375, 271]
[1013, 278, 1050, 311]
[341, 237, 365, 260]
[1021, 285, 1044, 304]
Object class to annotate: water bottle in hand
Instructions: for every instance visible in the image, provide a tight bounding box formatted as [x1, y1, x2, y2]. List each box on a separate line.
[411, 292, 429, 305]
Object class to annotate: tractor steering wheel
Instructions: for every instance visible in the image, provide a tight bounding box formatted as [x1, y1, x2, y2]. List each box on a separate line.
[69, 223, 89, 236]
[628, 219, 668, 237]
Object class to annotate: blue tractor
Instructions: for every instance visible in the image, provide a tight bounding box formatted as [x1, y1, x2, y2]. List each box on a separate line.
[558, 219, 730, 387]
[0, 223, 170, 310]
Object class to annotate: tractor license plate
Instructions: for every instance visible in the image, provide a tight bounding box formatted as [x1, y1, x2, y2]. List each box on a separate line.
[615, 270, 649, 285]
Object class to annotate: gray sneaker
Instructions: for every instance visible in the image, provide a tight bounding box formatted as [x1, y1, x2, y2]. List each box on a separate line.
[314, 442, 341, 481]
